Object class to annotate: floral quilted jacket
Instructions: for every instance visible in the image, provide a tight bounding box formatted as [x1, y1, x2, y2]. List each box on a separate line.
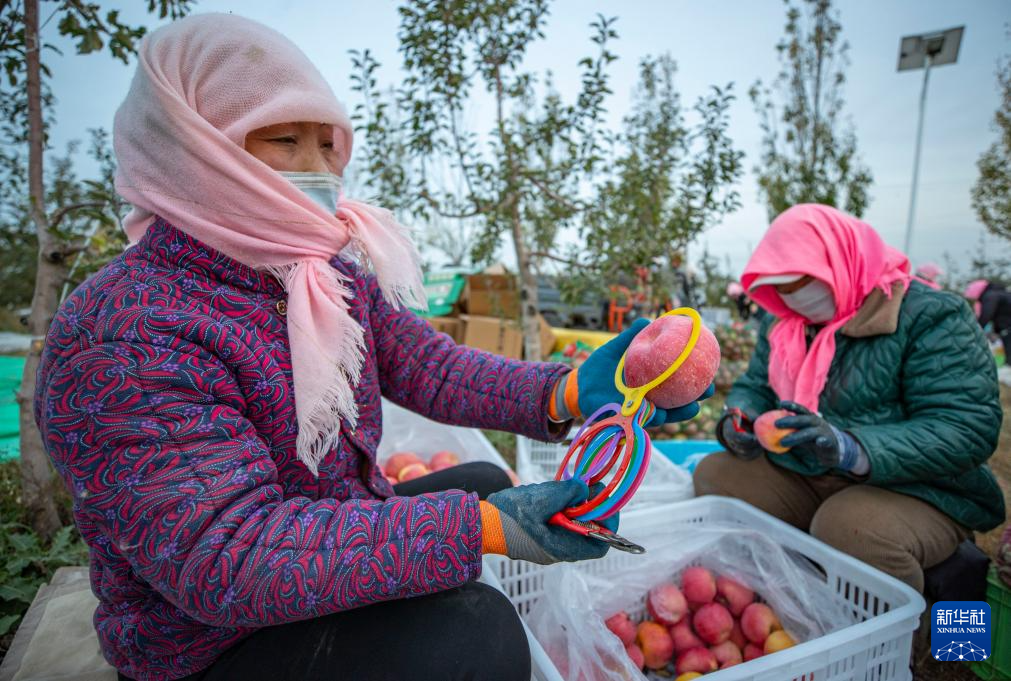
[34, 218, 566, 680]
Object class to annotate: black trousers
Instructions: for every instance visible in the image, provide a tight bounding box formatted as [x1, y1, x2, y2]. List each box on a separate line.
[121, 462, 527, 681]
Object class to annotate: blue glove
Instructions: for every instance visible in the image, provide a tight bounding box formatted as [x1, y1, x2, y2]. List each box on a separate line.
[554, 318, 714, 427]
[484, 480, 618, 565]
[775, 401, 865, 471]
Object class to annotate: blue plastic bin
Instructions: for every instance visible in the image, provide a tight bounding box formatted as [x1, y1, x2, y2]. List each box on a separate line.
[653, 439, 722, 473]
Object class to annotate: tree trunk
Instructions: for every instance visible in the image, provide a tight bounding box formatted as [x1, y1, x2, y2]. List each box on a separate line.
[511, 205, 542, 361]
[20, 0, 62, 539]
[493, 64, 541, 360]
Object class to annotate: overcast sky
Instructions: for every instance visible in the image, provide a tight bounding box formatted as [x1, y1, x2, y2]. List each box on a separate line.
[41, 0, 1011, 278]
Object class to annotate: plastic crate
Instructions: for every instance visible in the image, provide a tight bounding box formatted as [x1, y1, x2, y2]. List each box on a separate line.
[485, 496, 925, 681]
[478, 560, 557, 681]
[967, 566, 1011, 680]
[653, 439, 723, 473]
[515, 435, 693, 509]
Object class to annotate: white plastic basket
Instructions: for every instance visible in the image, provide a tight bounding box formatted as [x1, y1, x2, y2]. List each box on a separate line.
[378, 398, 511, 471]
[477, 562, 557, 681]
[516, 435, 694, 508]
[484, 496, 926, 681]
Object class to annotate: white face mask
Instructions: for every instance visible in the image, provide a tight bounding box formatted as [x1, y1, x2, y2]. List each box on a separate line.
[780, 279, 836, 324]
[279, 171, 342, 214]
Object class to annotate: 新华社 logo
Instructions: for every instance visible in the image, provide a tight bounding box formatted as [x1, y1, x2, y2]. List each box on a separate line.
[931, 601, 991, 662]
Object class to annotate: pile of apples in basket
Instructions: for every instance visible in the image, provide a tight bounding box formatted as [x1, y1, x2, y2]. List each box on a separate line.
[605, 567, 796, 679]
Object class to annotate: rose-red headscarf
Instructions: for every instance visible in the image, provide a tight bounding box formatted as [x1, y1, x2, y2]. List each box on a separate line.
[113, 14, 426, 474]
[741, 204, 911, 412]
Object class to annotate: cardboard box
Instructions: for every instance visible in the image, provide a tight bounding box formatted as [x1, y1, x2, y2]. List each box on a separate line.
[427, 316, 464, 343]
[461, 274, 519, 318]
[460, 315, 523, 360]
[537, 314, 557, 360]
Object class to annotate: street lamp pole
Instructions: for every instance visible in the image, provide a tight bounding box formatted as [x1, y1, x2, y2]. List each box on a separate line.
[896, 26, 963, 256]
[904, 55, 931, 254]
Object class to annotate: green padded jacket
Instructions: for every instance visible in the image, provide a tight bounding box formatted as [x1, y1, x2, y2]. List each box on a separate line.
[728, 281, 1006, 531]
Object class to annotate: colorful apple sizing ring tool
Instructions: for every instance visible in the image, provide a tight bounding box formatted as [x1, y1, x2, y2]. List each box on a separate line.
[548, 308, 703, 553]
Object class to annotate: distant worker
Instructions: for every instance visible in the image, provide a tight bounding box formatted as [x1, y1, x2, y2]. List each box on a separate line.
[726, 281, 758, 321]
[965, 279, 1011, 382]
[914, 262, 943, 289]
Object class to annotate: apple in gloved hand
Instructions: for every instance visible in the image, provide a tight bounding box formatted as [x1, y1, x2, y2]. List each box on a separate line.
[754, 409, 795, 453]
[624, 314, 721, 409]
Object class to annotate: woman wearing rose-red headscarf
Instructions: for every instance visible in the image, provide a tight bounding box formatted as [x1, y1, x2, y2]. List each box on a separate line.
[32, 13, 711, 681]
[695, 204, 1003, 594]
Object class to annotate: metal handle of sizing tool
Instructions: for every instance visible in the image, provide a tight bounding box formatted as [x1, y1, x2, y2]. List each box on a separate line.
[549, 512, 646, 554]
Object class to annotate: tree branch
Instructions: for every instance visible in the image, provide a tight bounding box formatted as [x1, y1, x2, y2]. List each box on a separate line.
[420, 190, 491, 219]
[529, 250, 595, 270]
[48, 200, 105, 230]
[524, 174, 588, 213]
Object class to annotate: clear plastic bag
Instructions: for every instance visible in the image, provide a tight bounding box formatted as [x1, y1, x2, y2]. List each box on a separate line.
[377, 399, 510, 471]
[527, 523, 857, 680]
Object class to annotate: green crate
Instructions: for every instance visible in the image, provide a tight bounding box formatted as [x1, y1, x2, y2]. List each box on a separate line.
[967, 566, 1011, 680]
[414, 271, 468, 317]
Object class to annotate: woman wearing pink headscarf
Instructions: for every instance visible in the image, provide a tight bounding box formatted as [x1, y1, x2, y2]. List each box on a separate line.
[913, 261, 943, 289]
[696, 204, 1004, 594]
[965, 278, 1011, 368]
[32, 13, 708, 681]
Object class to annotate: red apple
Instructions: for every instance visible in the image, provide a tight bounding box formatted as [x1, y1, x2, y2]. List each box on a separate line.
[624, 315, 721, 409]
[636, 621, 675, 670]
[753, 409, 795, 454]
[741, 603, 781, 644]
[693, 603, 733, 645]
[716, 576, 755, 617]
[647, 583, 688, 626]
[669, 619, 704, 653]
[681, 566, 717, 608]
[728, 619, 747, 651]
[625, 643, 645, 670]
[710, 640, 743, 668]
[384, 451, 423, 478]
[674, 647, 718, 675]
[605, 611, 637, 647]
[397, 463, 431, 482]
[429, 450, 461, 471]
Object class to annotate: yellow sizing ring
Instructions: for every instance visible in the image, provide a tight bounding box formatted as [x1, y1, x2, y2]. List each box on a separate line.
[613, 307, 702, 416]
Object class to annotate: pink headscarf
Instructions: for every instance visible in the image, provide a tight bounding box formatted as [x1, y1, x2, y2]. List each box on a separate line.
[742, 204, 912, 412]
[914, 262, 943, 289]
[726, 282, 745, 298]
[964, 279, 989, 318]
[113, 14, 426, 474]
[915, 262, 943, 281]
[964, 279, 989, 301]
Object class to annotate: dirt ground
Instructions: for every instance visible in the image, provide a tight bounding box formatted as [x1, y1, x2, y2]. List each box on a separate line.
[913, 385, 1011, 681]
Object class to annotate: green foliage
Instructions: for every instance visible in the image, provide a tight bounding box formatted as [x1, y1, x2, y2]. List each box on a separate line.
[481, 429, 517, 468]
[0, 129, 125, 309]
[0, 2, 192, 311]
[750, 0, 872, 219]
[373, 0, 613, 270]
[353, 2, 743, 310]
[0, 460, 85, 639]
[0, 522, 88, 635]
[569, 54, 743, 301]
[696, 246, 735, 307]
[972, 51, 1011, 241]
